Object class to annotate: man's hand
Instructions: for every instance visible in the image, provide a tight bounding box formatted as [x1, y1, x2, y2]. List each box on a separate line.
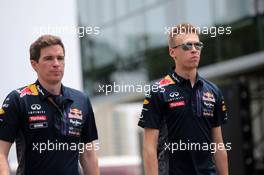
[143, 128, 159, 175]
[0, 140, 12, 175]
[79, 141, 99, 175]
[212, 126, 229, 175]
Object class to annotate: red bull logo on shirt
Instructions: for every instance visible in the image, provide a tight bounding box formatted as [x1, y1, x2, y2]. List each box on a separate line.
[68, 108, 83, 120]
[202, 92, 215, 103]
[16, 84, 39, 98]
[159, 75, 175, 87]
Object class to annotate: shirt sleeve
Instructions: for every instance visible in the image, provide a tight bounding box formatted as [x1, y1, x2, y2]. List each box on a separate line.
[138, 85, 165, 129]
[81, 96, 98, 143]
[212, 89, 228, 127]
[0, 91, 21, 143]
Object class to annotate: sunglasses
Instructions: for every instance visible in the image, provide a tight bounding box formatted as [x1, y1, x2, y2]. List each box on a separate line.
[173, 42, 204, 51]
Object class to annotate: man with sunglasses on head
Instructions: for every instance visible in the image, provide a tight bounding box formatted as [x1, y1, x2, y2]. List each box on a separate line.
[0, 35, 99, 175]
[138, 23, 228, 175]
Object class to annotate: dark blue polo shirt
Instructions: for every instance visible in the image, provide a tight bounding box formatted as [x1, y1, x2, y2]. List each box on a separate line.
[138, 70, 228, 175]
[0, 80, 98, 175]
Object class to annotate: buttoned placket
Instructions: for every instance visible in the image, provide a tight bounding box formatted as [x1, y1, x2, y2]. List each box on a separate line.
[47, 97, 68, 136]
[187, 81, 201, 117]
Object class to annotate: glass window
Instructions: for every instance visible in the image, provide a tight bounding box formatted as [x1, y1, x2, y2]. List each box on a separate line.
[213, 0, 256, 24]
[145, 0, 158, 6]
[145, 5, 167, 49]
[89, 0, 100, 26]
[78, 0, 98, 26]
[81, 37, 94, 72]
[115, 0, 128, 19]
[93, 27, 117, 68]
[116, 14, 145, 59]
[100, 0, 115, 25]
[127, 0, 144, 12]
[185, 0, 212, 26]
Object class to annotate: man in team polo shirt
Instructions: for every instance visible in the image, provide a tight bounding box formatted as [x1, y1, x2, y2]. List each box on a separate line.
[0, 35, 99, 175]
[138, 23, 229, 175]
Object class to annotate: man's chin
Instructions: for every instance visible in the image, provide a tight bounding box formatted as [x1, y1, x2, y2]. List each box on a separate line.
[185, 64, 199, 70]
[192, 63, 199, 68]
[48, 78, 63, 85]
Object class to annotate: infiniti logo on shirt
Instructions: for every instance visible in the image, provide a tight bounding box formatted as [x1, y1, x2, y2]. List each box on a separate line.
[169, 92, 179, 97]
[31, 104, 41, 110]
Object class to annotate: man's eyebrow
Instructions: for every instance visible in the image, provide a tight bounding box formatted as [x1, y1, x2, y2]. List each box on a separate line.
[42, 55, 64, 58]
[42, 55, 53, 59]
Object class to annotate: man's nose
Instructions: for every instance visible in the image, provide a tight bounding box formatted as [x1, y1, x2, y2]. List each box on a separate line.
[52, 58, 60, 66]
[191, 45, 199, 52]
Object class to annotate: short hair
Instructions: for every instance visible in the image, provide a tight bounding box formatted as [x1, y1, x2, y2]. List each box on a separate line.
[168, 23, 199, 48]
[30, 34, 65, 62]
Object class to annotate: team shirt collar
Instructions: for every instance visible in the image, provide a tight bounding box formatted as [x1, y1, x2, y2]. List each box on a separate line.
[35, 80, 73, 102]
[169, 67, 203, 87]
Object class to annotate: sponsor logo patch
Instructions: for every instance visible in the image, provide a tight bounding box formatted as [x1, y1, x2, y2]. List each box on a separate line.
[0, 108, 5, 115]
[69, 119, 82, 127]
[29, 122, 48, 129]
[16, 84, 39, 98]
[159, 75, 175, 87]
[68, 130, 81, 137]
[68, 127, 81, 137]
[169, 101, 185, 108]
[166, 91, 184, 102]
[28, 104, 45, 115]
[221, 100, 227, 112]
[68, 108, 83, 120]
[29, 115, 48, 122]
[202, 92, 215, 103]
[203, 101, 215, 108]
[31, 104, 41, 110]
[169, 92, 179, 98]
[143, 99, 149, 105]
[222, 104, 227, 112]
[28, 110, 46, 115]
[203, 111, 214, 117]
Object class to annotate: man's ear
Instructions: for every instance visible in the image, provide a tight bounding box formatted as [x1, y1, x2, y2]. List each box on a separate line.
[30, 59, 37, 71]
[169, 48, 177, 61]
